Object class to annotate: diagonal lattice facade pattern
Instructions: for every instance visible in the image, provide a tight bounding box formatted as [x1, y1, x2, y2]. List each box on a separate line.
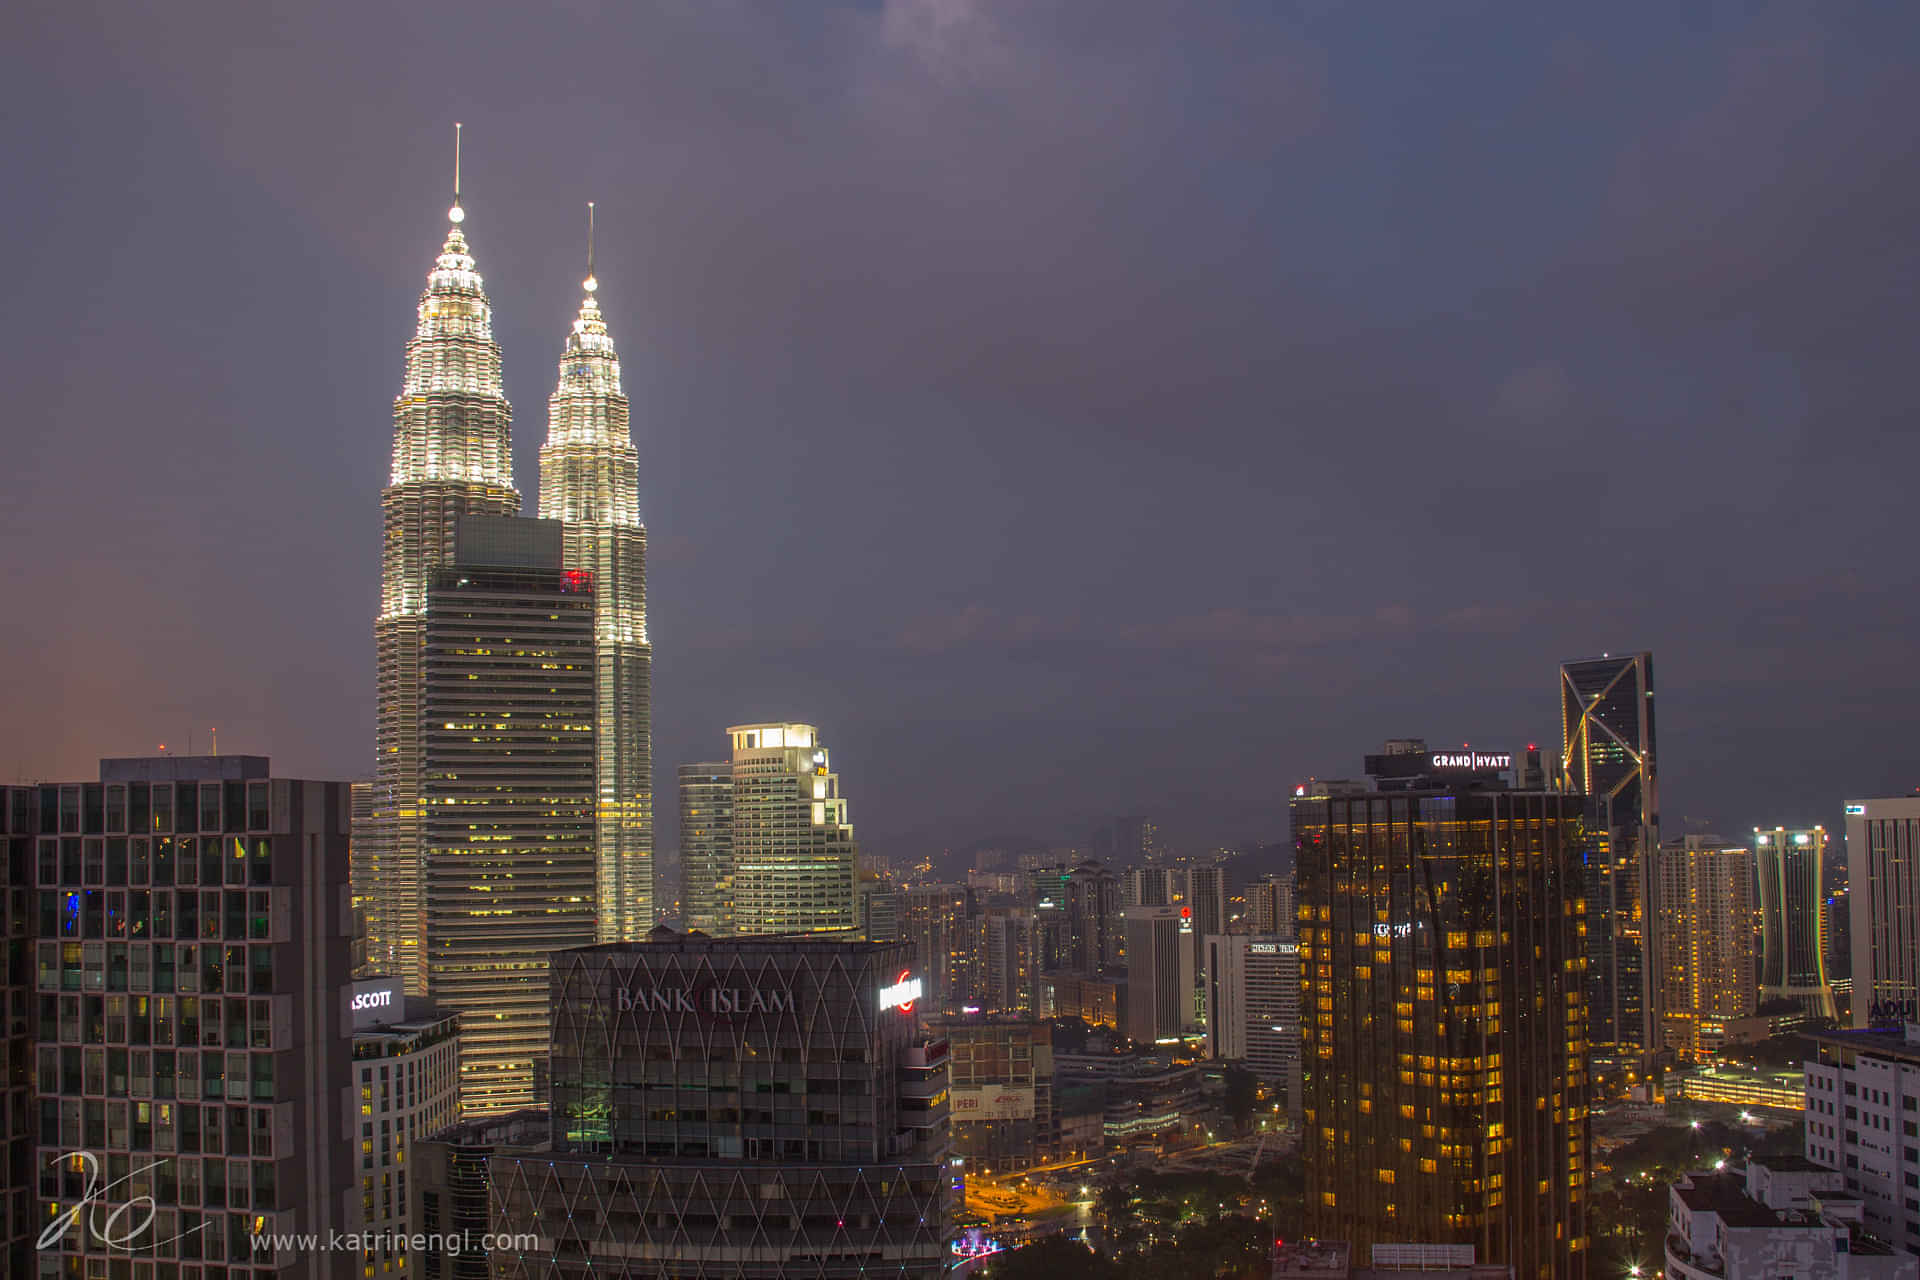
[477, 935, 953, 1277]
[538, 279, 652, 940]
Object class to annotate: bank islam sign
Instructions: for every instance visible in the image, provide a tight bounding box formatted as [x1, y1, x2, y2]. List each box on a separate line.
[951, 1086, 1035, 1121]
[616, 986, 796, 1015]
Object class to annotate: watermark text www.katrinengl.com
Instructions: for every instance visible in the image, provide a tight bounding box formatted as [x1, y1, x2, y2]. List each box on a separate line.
[40, 1147, 533, 1257]
[251, 1231, 539, 1256]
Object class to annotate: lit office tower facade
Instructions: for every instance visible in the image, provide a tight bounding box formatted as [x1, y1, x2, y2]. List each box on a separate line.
[1654, 836, 1757, 1057]
[366, 196, 521, 996]
[727, 724, 857, 937]
[423, 516, 597, 1113]
[1843, 797, 1920, 1028]
[538, 264, 653, 939]
[1561, 651, 1659, 1067]
[1295, 755, 1590, 1280]
[678, 762, 733, 934]
[1755, 827, 1837, 1022]
[21, 757, 360, 1278]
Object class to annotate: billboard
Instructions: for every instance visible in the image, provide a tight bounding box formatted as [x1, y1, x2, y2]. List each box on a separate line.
[950, 1086, 1036, 1121]
[348, 977, 402, 1030]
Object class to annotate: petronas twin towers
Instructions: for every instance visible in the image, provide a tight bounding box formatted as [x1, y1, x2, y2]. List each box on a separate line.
[358, 145, 653, 1051]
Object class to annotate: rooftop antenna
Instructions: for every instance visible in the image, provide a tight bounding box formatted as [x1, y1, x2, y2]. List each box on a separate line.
[211, 728, 218, 757]
[584, 201, 597, 293]
[449, 122, 465, 224]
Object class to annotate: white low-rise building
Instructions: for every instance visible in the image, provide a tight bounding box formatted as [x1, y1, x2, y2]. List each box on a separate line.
[1804, 1024, 1920, 1254]
[1666, 1159, 1915, 1280]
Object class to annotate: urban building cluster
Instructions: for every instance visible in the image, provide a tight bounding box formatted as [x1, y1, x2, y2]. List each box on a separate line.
[7, 162, 1920, 1280]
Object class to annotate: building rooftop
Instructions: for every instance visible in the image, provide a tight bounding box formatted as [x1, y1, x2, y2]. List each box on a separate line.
[573, 929, 899, 956]
[1273, 1240, 1352, 1278]
[99, 755, 271, 782]
[1810, 1026, 1920, 1064]
[1674, 1172, 1778, 1229]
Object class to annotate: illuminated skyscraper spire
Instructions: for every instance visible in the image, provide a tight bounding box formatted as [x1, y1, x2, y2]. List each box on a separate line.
[360, 125, 521, 994]
[538, 203, 655, 938]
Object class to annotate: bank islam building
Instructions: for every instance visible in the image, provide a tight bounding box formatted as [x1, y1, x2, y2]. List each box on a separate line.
[479, 930, 954, 1278]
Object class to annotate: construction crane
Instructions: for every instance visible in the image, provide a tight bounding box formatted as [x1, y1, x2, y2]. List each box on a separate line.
[1245, 1131, 1270, 1183]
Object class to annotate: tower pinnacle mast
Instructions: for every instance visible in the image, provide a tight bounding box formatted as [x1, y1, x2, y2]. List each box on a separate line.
[538, 204, 654, 937]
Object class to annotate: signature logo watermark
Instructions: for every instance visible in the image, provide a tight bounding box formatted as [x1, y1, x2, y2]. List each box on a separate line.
[38, 1151, 535, 1258]
[37, 1151, 210, 1252]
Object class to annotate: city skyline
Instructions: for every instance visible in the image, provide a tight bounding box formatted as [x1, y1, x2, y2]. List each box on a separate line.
[7, 5, 1920, 864]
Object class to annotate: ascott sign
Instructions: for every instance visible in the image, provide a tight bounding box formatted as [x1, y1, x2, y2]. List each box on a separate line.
[348, 977, 403, 1030]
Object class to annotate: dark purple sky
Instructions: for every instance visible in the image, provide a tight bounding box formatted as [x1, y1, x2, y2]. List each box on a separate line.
[5, 2, 1918, 859]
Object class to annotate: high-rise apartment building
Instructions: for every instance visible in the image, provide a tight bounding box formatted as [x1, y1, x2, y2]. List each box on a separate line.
[978, 904, 1039, 1016]
[21, 757, 362, 1277]
[349, 980, 461, 1278]
[537, 245, 653, 938]
[1121, 865, 1180, 909]
[1653, 836, 1757, 1057]
[1188, 864, 1227, 973]
[900, 884, 974, 1014]
[479, 932, 953, 1277]
[1248, 873, 1295, 938]
[1802, 1024, 1920, 1255]
[1844, 798, 1920, 1029]
[726, 724, 858, 936]
[1203, 934, 1249, 1060]
[365, 189, 522, 996]
[423, 516, 597, 1114]
[1033, 860, 1121, 977]
[1756, 827, 1838, 1022]
[1093, 816, 1158, 864]
[1561, 651, 1659, 1069]
[1245, 936, 1303, 1127]
[1296, 748, 1590, 1280]
[677, 762, 733, 935]
[1123, 906, 1196, 1046]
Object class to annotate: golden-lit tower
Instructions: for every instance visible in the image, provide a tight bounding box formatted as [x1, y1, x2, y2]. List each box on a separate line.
[537, 204, 654, 937]
[362, 125, 521, 993]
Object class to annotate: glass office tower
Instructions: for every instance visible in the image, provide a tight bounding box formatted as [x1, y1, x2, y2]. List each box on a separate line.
[1560, 651, 1659, 1068]
[1295, 752, 1590, 1280]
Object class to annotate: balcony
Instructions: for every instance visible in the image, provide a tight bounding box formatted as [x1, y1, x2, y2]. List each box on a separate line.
[1666, 1232, 1724, 1280]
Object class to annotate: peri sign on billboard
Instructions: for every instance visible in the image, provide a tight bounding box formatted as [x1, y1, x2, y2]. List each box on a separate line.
[951, 1086, 1036, 1121]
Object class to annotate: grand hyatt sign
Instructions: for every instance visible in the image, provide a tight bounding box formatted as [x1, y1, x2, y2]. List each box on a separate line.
[616, 986, 796, 1015]
[1430, 751, 1511, 771]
